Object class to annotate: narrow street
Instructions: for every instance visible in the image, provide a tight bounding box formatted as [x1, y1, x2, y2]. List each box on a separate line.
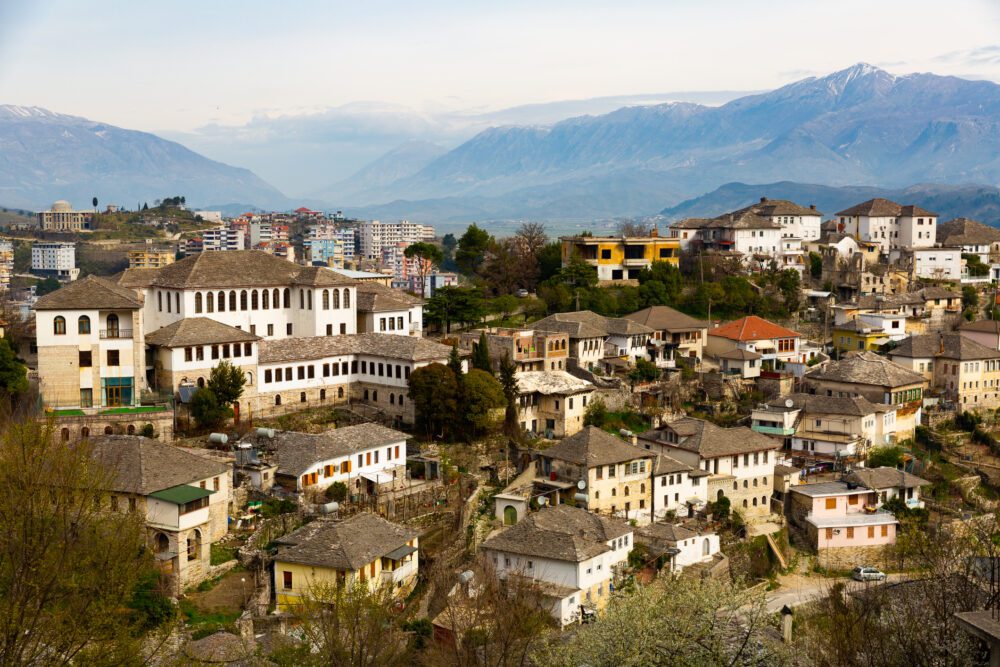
[763, 573, 908, 613]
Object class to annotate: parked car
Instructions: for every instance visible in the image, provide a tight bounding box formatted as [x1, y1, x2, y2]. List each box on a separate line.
[852, 566, 886, 582]
[515, 289, 529, 298]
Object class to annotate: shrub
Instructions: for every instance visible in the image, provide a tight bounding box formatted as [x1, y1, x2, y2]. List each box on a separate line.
[326, 482, 348, 503]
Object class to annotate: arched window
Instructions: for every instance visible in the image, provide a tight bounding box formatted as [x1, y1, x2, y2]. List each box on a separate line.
[197, 377, 205, 388]
[245, 371, 253, 385]
[229, 291, 237, 311]
[104, 426, 113, 434]
[752, 497, 758, 507]
[503, 505, 518, 525]
[54, 316, 66, 335]
[332, 289, 340, 309]
[762, 496, 767, 506]
[703, 539, 711, 556]
[307, 290, 313, 310]
[299, 290, 304, 309]
[300, 392, 306, 403]
[399, 396, 404, 407]
[175, 292, 180, 313]
[127, 424, 135, 435]
[187, 529, 201, 561]
[322, 289, 330, 310]
[240, 290, 248, 310]
[206, 291, 214, 313]
[624, 487, 630, 496]
[640, 483, 646, 493]
[81, 427, 90, 439]
[390, 393, 395, 405]
[275, 395, 282, 406]
[320, 389, 326, 401]
[61, 427, 70, 441]
[273, 289, 280, 308]
[372, 390, 378, 402]
[364, 389, 369, 400]
[338, 387, 344, 398]
[194, 292, 203, 313]
[262, 289, 269, 310]
[612, 488, 617, 497]
[106, 313, 119, 336]
[742, 499, 748, 508]
[283, 288, 291, 308]
[743, 480, 748, 489]
[218, 291, 226, 312]
[343, 289, 350, 308]
[733, 481, 738, 490]
[158, 292, 162, 311]
[251, 290, 259, 310]
[153, 533, 169, 554]
[76, 315, 91, 335]
[753, 478, 758, 487]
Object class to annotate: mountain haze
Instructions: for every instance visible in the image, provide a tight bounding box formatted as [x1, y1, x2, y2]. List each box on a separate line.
[0, 106, 288, 211]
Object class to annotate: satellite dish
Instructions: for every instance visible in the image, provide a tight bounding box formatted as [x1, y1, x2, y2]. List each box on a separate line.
[785, 399, 794, 408]
[577, 479, 587, 490]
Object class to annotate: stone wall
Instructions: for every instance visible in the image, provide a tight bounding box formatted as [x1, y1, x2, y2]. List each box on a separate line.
[817, 544, 894, 571]
[49, 410, 175, 443]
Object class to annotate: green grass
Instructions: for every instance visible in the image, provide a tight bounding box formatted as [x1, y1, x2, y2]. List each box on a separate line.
[178, 599, 241, 640]
[99, 406, 167, 415]
[210, 544, 237, 566]
[48, 409, 85, 416]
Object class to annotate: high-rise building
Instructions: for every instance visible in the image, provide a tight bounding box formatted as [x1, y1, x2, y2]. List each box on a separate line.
[32, 241, 79, 281]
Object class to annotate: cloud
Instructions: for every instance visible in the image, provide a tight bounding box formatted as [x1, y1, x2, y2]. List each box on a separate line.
[933, 45, 1000, 67]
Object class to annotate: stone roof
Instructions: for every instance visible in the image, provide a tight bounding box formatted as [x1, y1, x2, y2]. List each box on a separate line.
[34, 275, 144, 311]
[148, 250, 357, 289]
[532, 310, 652, 339]
[356, 282, 422, 313]
[274, 513, 417, 571]
[844, 467, 931, 490]
[653, 453, 694, 476]
[638, 522, 699, 544]
[89, 435, 229, 496]
[480, 505, 631, 563]
[835, 198, 936, 218]
[639, 417, 780, 458]
[145, 317, 261, 348]
[937, 217, 1000, 246]
[112, 268, 160, 289]
[890, 333, 1000, 362]
[767, 392, 885, 417]
[729, 197, 822, 219]
[624, 305, 708, 332]
[708, 315, 800, 342]
[790, 481, 863, 498]
[960, 320, 1000, 334]
[515, 371, 592, 396]
[258, 333, 453, 364]
[262, 424, 409, 478]
[540, 426, 653, 467]
[805, 351, 925, 388]
[671, 211, 781, 231]
[183, 631, 253, 663]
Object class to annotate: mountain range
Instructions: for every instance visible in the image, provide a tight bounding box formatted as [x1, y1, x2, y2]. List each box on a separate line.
[3, 63, 1000, 221]
[0, 105, 290, 211]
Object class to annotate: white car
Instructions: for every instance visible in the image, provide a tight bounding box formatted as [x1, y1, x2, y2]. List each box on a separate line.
[852, 566, 886, 582]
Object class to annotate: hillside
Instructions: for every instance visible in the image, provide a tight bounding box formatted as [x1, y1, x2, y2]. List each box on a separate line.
[337, 64, 1000, 220]
[0, 106, 289, 211]
[660, 182, 1000, 225]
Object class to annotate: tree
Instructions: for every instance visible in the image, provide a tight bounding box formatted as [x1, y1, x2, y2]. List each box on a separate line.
[448, 344, 464, 377]
[455, 224, 493, 277]
[0, 419, 160, 664]
[514, 222, 548, 256]
[535, 576, 786, 666]
[491, 294, 519, 322]
[91, 196, 98, 210]
[962, 285, 979, 310]
[408, 363, 459, 439]
[536, 242, 563, 283]
[190, 388, 229, 429]
[867, 445, 904, 468]
[326, 481, 348, 503]
[424, 286, 485, 333]
[482, 238, 537, 295]
[583, 397, 608, 428]
[472, 331, 493, 374]
[776, 268, 801, 312]
[809, 251, 823, 279]
[403, 242, 444, 297]
[555, 255, 598, 289]
[207, 359, 246, 407]
[628, 358, 661, 386]
[616, 220, 652, 237]
[461, 369, 505, 437]
[35, 277, 61, 296]
[275, 579, 413, 666]
[0, 337, 28, 397]
[497, 354, 520, 439]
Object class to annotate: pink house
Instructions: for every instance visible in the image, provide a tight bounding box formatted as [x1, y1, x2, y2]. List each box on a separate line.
[789, 481, 898, 551]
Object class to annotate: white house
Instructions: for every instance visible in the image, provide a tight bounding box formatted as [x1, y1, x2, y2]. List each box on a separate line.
[533, 310, 652, 366]
[706, 315, 805, 369]
[836, 198, 937, 253]
[637, 523, 721, 574]
[515, 370, 594, 438]
[480, 505, 633, 626]
[648, 454, 710, 519]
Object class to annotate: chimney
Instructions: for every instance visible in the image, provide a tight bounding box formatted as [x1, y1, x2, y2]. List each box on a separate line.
[760, 197, 767, 203]
[810, 204, 816, 211]
[650, 227, 659, 238]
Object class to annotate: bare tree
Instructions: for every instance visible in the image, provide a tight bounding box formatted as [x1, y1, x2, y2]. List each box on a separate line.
[0, 417, 158, 665]
[513, 223, 548, 256]
[616, 220, 652, 237]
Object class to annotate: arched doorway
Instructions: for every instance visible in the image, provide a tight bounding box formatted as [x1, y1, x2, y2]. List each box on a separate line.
[503, 505, 518, 525]
[106, 313, 120, 337]
[104, 426, 113, 434]
[717, 489, 725, 502]
[703, 538, 711, 556]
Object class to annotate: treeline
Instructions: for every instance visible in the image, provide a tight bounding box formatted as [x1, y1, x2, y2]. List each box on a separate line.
[424, 222, 803, 330]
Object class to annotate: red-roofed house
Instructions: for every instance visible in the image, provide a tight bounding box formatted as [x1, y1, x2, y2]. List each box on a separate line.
[707, 315, 805, 372]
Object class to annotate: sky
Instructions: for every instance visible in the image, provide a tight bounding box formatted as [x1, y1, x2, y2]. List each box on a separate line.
[2, 0, 999, 193]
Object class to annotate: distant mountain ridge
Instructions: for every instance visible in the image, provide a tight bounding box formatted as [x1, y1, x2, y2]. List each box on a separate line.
[0, 105, 289, 211]
[336, 63, 1000, 220]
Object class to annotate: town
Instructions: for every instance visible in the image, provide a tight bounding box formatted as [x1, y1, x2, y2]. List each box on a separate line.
[1, 191, 999, 665]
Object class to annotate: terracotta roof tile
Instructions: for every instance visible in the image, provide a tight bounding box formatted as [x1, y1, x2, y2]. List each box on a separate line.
[708, 315, 800, 342]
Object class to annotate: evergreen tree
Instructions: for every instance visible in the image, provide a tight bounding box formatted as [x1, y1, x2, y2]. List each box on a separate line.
[0, 337, 28, 396]
[447, 344, 463, 376]
[207, 359, 246, 406]
[498, 353, 520, 439]
[472, 330, 493, 374]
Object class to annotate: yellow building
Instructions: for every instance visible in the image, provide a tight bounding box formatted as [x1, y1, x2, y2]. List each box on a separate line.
[128, 247, 176, 269]
[273, 513, 418, 612]
[889, 333, 1000, 410]
[561, 231, 680, 283]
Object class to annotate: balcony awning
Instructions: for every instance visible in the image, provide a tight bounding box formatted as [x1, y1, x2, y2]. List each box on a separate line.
[384, 544, 417, 561]
[360, 471, 393, 485]
[149, 484, 213, 505]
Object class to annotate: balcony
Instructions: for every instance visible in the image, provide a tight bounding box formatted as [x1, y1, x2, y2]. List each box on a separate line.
[100, 329, 133, 339]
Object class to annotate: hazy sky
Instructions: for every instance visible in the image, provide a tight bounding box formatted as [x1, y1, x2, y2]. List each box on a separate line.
[2, 0, 999, 194]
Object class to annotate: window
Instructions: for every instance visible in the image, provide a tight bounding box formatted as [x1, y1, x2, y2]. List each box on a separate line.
[283, 571, 293, 590]
[194, 292, 203, 313]
[265, 369, 272, 383]
[287, 323, 293, 336]
[846, 527, 854, 539]
[881, 525, 888, 537]
[79, 350, 92, 367]
[78, 316, 90, 334]
[53, 316, 66, 335]
[267, 324, 274, 337]
[107, 349, 120, 366]
[825, 498, 837, 510]
[196, 346, 204, 361]
[80, 388, 93, 407]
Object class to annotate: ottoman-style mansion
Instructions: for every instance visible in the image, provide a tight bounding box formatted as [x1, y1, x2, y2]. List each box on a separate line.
[35, 251, 449, 437]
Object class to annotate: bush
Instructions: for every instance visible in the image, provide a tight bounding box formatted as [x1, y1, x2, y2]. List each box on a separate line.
[326, 481, 348, 503]
[190, 388, 231, 429]
[583, 398, 609, 427]
[139, 423, 156, 438]
[867, 445, 904, 469]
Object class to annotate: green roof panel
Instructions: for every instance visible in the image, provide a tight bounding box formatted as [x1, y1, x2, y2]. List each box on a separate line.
[149, 484, 213, 505]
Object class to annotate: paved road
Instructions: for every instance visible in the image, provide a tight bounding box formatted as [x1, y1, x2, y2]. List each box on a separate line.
[764, 573, 907, 613]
